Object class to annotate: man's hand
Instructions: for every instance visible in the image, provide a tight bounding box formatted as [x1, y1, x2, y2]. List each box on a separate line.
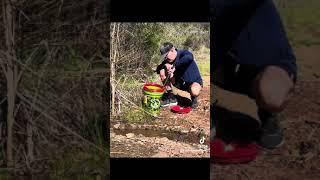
[160, 69, 166, 81]
[165, 63, 173, 70]
[165, 63, 175, 77]
[168, 66, 175, 74]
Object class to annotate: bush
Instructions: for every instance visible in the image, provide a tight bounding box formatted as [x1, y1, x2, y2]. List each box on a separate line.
[184, 34, 203, 51]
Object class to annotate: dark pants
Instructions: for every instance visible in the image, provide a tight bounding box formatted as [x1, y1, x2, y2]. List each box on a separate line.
[173, 79, 203, 93]
[213, 54, 296, 100]
[213, 56, 263, 99]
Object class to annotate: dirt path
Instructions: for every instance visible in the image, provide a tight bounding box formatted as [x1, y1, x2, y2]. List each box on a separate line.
[110, 76, 210, 158]
[212, 46, 320, 179]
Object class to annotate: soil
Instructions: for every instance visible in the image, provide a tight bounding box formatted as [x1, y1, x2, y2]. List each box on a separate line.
[110, 75, 210, 158]
[212, 46, 320, 179]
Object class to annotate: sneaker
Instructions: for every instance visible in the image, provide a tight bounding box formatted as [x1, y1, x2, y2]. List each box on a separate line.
[161, 92, 177, 107]
[191, 96, 198, 109]
[257, 109, 284, 149]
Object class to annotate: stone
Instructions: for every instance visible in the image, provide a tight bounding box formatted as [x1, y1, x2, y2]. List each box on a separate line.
[125, 133, 135, 138]
[130, 124, 137, 129]
[180, 129, 189, 134]
[152, 152, 168, 157]
[119, 124, 126, 130]
[190, 128, 197, 133]
[113, 124, 120, 129]
[160, 137, 169, 142]
[110, 132, 116, 137]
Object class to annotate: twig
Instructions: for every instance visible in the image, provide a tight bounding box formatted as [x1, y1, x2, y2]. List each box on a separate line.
[239, 169, 251, 180]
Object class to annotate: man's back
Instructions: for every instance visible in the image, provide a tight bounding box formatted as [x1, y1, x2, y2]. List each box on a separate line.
[174, 49, 202, 85]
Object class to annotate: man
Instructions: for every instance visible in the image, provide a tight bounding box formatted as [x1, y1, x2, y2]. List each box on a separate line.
[211, 0, 297, 150]
[156, 42, 203, 108]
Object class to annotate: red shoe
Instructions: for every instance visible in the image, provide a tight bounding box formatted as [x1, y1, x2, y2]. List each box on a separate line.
[171, 105, 192, 114]
[211, 138, 260, 164]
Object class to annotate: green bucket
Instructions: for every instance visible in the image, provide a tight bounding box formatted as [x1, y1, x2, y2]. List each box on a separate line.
[142, 82, 165, 117]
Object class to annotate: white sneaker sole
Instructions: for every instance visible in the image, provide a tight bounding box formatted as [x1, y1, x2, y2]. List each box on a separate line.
[161, 102, 178, 107]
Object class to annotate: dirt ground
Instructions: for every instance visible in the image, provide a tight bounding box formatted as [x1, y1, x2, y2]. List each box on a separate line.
[211, 46, 320, 179]
[110, 75, 210, 158]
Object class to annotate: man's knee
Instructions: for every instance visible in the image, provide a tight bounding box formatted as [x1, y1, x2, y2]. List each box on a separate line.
[260, 93, 286, 112]
[190, 82, 202, 97]
[254, 66, 294, 112]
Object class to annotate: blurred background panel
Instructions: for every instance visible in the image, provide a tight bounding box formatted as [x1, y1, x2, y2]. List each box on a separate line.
[0, 0, 109, 179]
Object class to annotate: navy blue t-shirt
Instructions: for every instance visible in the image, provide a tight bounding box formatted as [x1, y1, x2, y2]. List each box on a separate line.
[211, 0, 297, 79]
[156, 49, 203, 85]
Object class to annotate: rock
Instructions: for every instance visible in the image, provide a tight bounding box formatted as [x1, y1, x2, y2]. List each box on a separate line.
[180, 129, 189, 134]
[190, 128, 197, 133]
[138, 141, 145, 145]
[119, 124, 126, 130]
[160, 137, 169, 142]
[170, 116, 177, 119]
[126, 133, 135, 138]
[110, 132, 116, 137]
[152, 152, 169, 157]
[130, 124, 137, 129]
[113, 124, 120, 129]
[171, 126, 178, 132]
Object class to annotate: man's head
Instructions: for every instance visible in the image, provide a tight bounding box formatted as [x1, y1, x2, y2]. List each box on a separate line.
[160, 42, 177, 62]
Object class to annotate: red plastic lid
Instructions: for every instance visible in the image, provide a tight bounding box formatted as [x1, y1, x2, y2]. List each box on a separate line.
[211, 138, 260, 164]
[171, 105, 192, 114]
[143, 82, 165, 93]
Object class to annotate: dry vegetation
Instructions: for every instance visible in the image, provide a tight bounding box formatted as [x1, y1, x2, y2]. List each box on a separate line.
[0, 0, 109, 178]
